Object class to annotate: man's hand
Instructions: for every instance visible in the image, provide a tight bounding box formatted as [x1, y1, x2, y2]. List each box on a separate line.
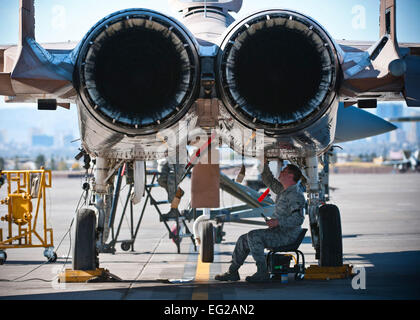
[266, 218, 279, 229]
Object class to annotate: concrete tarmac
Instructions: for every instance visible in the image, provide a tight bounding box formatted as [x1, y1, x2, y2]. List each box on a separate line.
[0, 172, 419, 300]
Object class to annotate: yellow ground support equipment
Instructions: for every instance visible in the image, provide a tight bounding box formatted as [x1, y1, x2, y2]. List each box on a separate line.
[304, 264, 354, 280]
[58, 268, 122, 283]
[0, 168, 56, 264]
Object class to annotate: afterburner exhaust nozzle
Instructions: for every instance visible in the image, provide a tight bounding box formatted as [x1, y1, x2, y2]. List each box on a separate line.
[74, 9, 200, 135]
[217, 10, 340, 133]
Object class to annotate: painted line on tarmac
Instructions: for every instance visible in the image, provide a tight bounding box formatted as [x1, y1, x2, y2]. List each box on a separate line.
[191, 252, 210, 300]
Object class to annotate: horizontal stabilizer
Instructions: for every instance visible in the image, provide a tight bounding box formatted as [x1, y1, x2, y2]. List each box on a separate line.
[0, 73, 15, 96]
[334, 103, 397, 143]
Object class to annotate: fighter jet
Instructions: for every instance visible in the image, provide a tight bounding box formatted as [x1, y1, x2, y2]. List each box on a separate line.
[382, 148, 420, 172]
[0, 0, 419, 270]
[382, 114, 420, 172]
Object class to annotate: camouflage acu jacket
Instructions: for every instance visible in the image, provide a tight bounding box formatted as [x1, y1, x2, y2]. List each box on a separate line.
[261, 163, 306, 240]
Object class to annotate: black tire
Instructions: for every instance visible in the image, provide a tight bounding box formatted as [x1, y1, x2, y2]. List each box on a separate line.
[72, 208, 97, 270]
[0, 251, 6, 265]
[200, 221, 214, 263]
[319, 204, 343, 266]
[121, 241, 131, 252]
[295, 273, 304, 281]
[48, 252, 57, 263]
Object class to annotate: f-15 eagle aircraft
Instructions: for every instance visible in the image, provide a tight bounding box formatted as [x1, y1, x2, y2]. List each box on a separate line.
[382, 114, 420, 172]
[0, 0, 419, 270]
[382, 148, 420, 172]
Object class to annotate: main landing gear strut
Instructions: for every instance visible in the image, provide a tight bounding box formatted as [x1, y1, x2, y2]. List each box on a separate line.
[303, 152, 343, 267]
[59, 152, 121, 283]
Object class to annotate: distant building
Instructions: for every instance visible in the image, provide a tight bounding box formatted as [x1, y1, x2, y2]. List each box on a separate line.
[417, 123, 420, 146]
[336, 153, 350, 163]
[21, 161, 36, 170]
[407, 120, 418, 145]
[390, 128, 406, 144]
[376, 103, 404, 144]
[413, 111, 420, 145]
[388, 150, 403, 160]
[0, 130, 4, 144]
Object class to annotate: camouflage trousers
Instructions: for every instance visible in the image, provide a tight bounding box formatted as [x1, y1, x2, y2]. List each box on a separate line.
[230, 228, 299, 270]
[157, 163, 186, 202]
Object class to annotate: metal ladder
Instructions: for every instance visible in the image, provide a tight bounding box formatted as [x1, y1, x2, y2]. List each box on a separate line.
[106, 169, 197, 254]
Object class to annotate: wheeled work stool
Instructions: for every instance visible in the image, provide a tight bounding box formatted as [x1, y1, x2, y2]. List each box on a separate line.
[266, 228, 307, 281]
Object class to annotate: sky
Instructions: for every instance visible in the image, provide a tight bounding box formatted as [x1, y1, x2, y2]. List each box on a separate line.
[0, 0, 420, 44]
[0, 0, 419, 133]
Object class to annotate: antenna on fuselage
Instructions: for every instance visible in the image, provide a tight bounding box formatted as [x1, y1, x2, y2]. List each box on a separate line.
[204, 0, 207, 17]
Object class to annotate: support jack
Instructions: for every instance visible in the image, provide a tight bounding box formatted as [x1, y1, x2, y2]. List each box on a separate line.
[304, 264, 353, 280]
[58, 268, 122, 283]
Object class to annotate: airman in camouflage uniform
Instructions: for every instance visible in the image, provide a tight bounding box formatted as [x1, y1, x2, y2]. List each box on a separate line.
[215, 161, 306, 282]
[157, 160, 186, 202]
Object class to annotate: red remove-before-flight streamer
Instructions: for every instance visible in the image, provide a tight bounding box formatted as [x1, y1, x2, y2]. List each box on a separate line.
[185, 132, 217, 169]
[258, 188, 270, 202]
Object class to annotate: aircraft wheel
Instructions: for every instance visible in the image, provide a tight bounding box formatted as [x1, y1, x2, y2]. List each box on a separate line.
[72, 208, 97, 270]
[47, 252, 57, 263]
[121, 241, 131, 252]
[200, 221, 214, 263]
[319, 204, 343, 266]
[295, 273, 304, 281]
[44, 247, 57, 263]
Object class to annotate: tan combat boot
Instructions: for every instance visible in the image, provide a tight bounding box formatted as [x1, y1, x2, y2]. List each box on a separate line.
[245, 261, 270, 283]
[215, 265, 240, 281]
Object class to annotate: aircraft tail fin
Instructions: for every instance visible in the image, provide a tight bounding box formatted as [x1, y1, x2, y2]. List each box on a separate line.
[379, 0, 398, 46]
[402, 150, 412, 160]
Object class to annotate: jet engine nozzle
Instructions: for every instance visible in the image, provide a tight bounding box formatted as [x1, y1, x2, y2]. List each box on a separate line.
[75, 9, 200, 135]
[217, 10, 339, 133]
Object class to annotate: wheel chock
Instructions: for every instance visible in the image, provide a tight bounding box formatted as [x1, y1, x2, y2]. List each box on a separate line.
[58, 268, 122, 283]
[304, 264, 353, 280]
